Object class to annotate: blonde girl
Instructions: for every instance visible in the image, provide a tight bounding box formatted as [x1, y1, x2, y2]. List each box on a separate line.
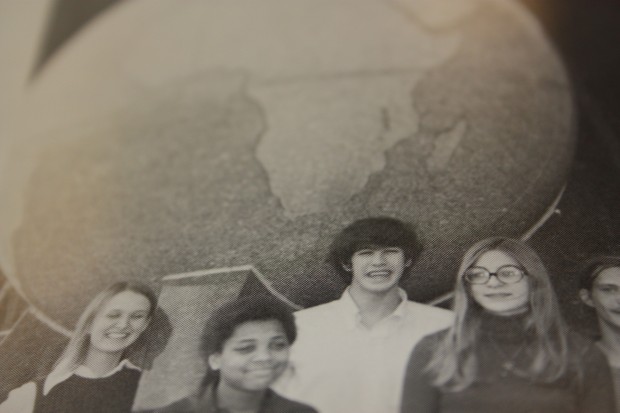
[0, 281, 156, 413]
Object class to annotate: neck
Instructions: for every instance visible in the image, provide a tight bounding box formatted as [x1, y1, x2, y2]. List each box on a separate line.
[597, 319, 620, 366]
[83, 347, 123, 376]
[479, 309, 531, 339]
[216, 380, 266, 413]
[349, 285, 402, 328]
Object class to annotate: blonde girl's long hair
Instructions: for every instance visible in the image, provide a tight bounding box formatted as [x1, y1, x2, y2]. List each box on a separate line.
[425, 237, 569, 391]
[52, 281, 157, 377]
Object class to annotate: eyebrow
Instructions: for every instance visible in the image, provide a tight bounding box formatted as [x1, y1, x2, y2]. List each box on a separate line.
[356, 246, 401, 252]
[233, 339, 257, 344]
[233, 334, 287, 343]
[107, 308, 149, 312]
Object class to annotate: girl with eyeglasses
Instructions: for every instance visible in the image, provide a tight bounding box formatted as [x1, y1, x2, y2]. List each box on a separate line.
[400, 237, 615, 413]
[0, 281, 156, 413]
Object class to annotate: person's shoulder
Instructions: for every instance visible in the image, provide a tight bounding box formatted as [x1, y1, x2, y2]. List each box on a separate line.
[148, 397, 195, 413]
[416, 327, 451, 347]
[0, 381, 37, 413]
[565, 330, 605, 360]
[118, 364, 142, 378]
[404, 301, 453, 325]
[405, 328, 450, 371]
[405, 301, 452, 317]
[558, 330, 611, 379]
[268, 389, 319, 413]
[294, 300, 341, 321]
[565, 330, 596, 351]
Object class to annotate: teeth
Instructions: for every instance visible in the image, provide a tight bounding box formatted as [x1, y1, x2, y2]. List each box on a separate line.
[368, 271, 390, 277]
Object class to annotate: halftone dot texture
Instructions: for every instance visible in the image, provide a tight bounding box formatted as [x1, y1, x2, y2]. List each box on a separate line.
[0, 0, 575, 409]
[132, 267, 297, 411]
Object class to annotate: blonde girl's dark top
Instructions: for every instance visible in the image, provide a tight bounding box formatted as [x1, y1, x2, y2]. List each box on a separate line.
[400, 313, 616, 413]
[33, 365, 140, 413]
[153, 386, 318, 413]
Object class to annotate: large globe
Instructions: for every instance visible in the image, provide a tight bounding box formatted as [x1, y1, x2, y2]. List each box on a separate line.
[0, 0, 573, 329]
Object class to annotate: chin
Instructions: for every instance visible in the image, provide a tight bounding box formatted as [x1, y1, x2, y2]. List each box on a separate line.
[368, 281, 398, 291]
[243, 382, 272, 392]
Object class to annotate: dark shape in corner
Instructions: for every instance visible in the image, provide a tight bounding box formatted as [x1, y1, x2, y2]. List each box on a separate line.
[30, 0, 123, 79]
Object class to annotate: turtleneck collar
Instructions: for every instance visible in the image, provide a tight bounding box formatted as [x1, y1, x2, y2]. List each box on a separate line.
[479, 310, 534, 341]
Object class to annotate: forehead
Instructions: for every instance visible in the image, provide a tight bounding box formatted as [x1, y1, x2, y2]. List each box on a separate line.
[228, 319, 286, 341]
[101, 291, 151, 313]
[594, 267, 620, 286]
[354, 244, 402, 252]
[474, 250, 519, 269]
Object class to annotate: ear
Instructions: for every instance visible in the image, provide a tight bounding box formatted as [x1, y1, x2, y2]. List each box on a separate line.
[579, 289, 595, 307]
[404, 259, 413, 268]
[341, 263, 352, 272]
[208, 353, 221, 371]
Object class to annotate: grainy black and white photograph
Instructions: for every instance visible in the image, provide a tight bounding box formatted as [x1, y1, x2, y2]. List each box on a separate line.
[0, 0, 619, 412]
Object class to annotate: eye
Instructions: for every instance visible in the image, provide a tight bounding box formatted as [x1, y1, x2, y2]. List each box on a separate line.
[131, 312, 148, 320]
[497, 266, 524, 279]
[270, 339, 289, 351]
[106, 311, 122, 319]
[464, 268, 489, 283]
[355, 249, 373, 256]
[384, 248, 402, 254]
[598, 285, 619, 293]
[234, 345, 256, 354]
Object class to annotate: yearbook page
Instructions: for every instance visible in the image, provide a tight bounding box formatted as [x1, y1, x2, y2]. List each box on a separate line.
[0, 1, 618, 412]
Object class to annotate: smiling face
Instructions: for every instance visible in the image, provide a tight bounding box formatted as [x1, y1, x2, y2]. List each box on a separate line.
[583, 267, 620, 329]
[89, 291, 152, 354]
[209, 319, 290, 392]
[349, 246, 408, 295]
[468, 250, 530, 316]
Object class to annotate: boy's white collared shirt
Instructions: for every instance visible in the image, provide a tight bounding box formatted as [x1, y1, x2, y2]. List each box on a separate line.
[273, 288, 453, 413]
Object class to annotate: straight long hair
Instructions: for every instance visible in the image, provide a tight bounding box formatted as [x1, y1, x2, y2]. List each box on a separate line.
[52, 281, 157, 377]
[425, 238, 569, 391]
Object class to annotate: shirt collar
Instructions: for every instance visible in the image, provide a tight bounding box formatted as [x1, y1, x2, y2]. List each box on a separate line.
[44, 359, 140, 395]
[338, 287, 409, 329]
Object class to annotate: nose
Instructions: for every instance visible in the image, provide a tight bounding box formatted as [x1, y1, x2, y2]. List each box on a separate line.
[486, 274, 503, 287]
[253, 345, 273, 362]
[371, 251, 387, 266]
[115, 315, 131, 329]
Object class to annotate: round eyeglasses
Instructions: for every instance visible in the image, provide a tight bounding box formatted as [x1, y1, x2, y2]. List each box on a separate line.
[463, 265, 527, 285]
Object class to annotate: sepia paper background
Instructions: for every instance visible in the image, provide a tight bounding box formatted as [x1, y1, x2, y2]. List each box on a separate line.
[0, 0, 618, 409]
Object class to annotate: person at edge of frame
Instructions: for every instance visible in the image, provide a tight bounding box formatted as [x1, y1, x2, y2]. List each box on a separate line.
[272, 216, 453, 413]
[400, 237, 615, 413]
[0, 281, 157, 413]
[151, 296, 318, 413]
[579, 255, 620, 412]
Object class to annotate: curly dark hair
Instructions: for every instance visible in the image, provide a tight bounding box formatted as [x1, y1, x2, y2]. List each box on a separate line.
[326, 217, 422, 284]
[199, 295, 297, 391]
